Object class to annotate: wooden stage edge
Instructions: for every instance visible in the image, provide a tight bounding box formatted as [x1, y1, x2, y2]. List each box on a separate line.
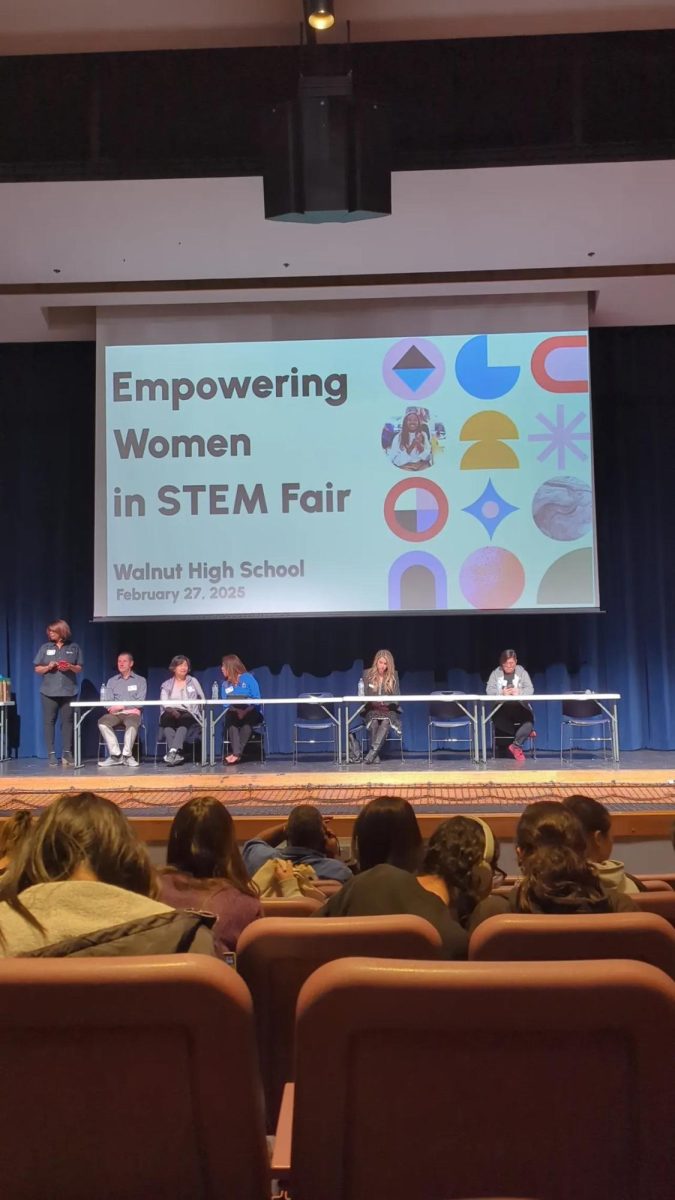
[0, 767, 674, 842]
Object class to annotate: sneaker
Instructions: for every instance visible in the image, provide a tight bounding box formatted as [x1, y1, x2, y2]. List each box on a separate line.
[163, 752, 174, 764]
[99, 755, 122, 768]
[48, 751, 58, 768]
[122, 754, 138, 768]
[172, 751, 184, 765]
[508, 743, 526, 763]
[61, 751, 74, 767]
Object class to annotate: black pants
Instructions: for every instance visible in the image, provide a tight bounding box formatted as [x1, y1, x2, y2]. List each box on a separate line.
[225, 708, 263, 757]
[493, 703, 533, 755]
[41, 694, 74, 755]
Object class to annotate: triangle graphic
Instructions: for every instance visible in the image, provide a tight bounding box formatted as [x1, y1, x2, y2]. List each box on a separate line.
[394, 345, 435, 370]
[393, 366, 434, 393]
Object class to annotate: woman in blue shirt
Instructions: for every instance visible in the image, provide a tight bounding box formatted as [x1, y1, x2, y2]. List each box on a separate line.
[220, 654, 262, 765]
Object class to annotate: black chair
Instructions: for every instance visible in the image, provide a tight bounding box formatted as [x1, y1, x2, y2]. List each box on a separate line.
[560, 695, 612, 761]
[292, 693, 338, 764]
[427, 691, 473, 765]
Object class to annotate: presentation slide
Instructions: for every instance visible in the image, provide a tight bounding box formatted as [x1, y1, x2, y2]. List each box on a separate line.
[96, 329, 597, 618]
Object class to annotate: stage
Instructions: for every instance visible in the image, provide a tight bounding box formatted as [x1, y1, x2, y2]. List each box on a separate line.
[1, 751, 674, 844]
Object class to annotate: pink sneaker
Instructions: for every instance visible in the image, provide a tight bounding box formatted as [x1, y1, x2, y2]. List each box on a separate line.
[508, 743, 526, 763]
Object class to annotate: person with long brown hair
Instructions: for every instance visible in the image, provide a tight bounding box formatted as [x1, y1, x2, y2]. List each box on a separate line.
[510, 801, 637, 914]
[360, 649, 402, 764]
[158, 797, 261, 955]
[33, 619, 83, 767]
[220, 654, 262, 765]
[0, 792, 215, 956]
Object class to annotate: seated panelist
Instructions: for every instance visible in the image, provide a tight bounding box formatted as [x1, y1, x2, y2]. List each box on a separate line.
[220, 654, 262, 766]
[486, 648, 534, 762]
[98, 652, 147, 767]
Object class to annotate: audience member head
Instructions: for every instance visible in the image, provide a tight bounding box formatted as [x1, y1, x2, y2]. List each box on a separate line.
[514, 800, 605, 912]
[169, 654, 190, 677]
[285, 804, 330, 854]
[0, 792, 156, 902]
[352, 796, 422, 873]
[499, 648, 518, 670]
[421, 817, 494, 918]
[221, 654, 247, 684]
[455, 814, 503, 880]
[46, 619, 71, 643]
[0, 811, 35, 873]
[562, 794, 613, 863]
[165, 796, 256, 897]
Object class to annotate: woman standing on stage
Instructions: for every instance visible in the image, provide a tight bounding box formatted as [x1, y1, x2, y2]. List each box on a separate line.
[360, 649, 403, 765]
[486, 648, 534, 762]
[220, 654, 263, 765]
[33, 619, 83, 767]
[159, 655, 204, 766]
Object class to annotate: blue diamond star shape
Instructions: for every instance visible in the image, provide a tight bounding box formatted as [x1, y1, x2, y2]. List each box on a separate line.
[462, 479, 518, 540]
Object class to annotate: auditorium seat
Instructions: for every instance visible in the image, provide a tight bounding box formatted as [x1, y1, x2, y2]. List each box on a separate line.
[640, 878, 672, 891]
[633, 890, 675, 929]
[260, 896, 323, 917]
[637, 873, 675, 890]
[314, 878, 344, 898]
[273, 957, 675, 1200]
[0, 955, 269, 1200]
[468, 912, 675, 979]
[237, 914, 442, 1129]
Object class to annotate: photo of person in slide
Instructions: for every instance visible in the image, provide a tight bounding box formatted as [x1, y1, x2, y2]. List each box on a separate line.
[386, 408, 433, 471]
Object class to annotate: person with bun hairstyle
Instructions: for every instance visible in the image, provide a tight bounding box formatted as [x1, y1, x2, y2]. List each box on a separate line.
[562, 793, 642, 895]
[33, 619, 83, 767]
[317, 815, 504, 957]
[510, 801, 637, 914]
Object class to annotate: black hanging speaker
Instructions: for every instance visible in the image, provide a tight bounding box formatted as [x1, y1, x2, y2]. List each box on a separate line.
[262, 74, 391, 223]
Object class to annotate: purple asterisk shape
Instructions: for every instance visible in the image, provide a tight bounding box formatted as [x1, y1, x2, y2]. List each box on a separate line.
[528, 405, 590, 469]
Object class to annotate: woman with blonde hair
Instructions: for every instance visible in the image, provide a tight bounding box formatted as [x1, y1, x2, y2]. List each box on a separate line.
[360, 649, 403, 765]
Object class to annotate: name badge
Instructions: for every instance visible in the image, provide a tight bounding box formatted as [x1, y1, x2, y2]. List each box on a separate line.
[187, 687, 195, 696]
[128, 685, 137, 693]
[225, 685, 234, 694]
[46, 648, 56, 656]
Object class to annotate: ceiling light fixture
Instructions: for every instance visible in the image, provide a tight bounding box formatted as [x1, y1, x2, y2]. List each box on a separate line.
[307, 1, 335, 31]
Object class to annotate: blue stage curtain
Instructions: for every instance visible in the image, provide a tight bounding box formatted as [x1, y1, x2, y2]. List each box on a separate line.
[1, 330, 674, 758]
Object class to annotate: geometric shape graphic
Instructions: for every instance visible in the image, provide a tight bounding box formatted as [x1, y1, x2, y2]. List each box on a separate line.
[383, 478, 449, 542]
[537, 547, 597, 606]
[455, 334, 521, 399]
[459, 411, 519, 441]
[460, 441, 520, 470]
[528, 405, 591, 469]
[382, 337, 446, 401]
[463, 478, 519, 540]
[459, 546, 525, 609]
[388, 551, 448, 610]
[531, 335, 589, 393]
[459, 410, 520, 470]
[532, 475, 593, 541]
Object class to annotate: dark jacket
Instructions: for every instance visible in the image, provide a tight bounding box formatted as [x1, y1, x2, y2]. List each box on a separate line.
[315, 863, 468, 960]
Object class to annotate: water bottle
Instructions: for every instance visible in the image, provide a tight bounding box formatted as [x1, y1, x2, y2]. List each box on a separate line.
[357, 678, 365, 696]
[211, 681, 219, 700]
[100, 683, 107, 703]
